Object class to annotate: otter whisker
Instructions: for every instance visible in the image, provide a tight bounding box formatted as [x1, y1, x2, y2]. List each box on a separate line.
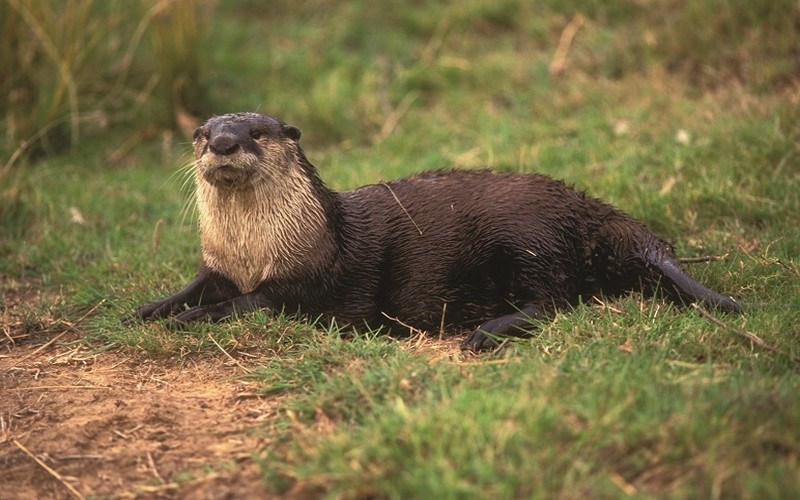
[159, 158, 200, 230]
[177, 187, 199, 228]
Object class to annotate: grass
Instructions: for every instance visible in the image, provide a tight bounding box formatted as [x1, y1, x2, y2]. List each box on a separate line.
[0, 0, 211, 160]
[2, 0, 800, 497]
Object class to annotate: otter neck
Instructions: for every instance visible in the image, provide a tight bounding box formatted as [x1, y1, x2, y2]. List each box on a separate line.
[196, 159, 335, 293]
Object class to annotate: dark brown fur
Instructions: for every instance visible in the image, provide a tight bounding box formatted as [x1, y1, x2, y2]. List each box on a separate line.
[134, 112, 741, 350]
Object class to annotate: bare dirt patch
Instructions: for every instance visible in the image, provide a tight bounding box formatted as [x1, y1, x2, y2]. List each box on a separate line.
[0, 282, 468, 499]
[1, 332, 279, 499]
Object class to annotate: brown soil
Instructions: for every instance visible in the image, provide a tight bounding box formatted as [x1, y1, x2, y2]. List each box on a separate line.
[1, 330, 279, 499]
[0, 284, 467, 499]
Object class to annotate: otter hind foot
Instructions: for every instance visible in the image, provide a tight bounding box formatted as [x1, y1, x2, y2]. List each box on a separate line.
[460, 305, 548, 352]
[460, 328, 506, 352]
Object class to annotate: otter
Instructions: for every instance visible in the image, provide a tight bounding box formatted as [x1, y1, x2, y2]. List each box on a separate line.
[133, 112, 741, 351]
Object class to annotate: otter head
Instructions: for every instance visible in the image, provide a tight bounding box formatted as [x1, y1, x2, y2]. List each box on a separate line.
[192, 112, 302, 190]
[192, 112, 332, 292]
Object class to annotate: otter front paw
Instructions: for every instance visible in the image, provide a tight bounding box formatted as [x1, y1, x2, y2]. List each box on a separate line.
[172, 304, 234, 324]
[132, 298, 184, 322]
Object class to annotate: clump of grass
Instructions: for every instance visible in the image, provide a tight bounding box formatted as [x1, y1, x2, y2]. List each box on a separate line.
[0, 0, 213, 161]
[148, 0, 211, 125]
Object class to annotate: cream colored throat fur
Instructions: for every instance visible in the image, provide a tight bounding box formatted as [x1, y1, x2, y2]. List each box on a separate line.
[196, 158, 329, 294]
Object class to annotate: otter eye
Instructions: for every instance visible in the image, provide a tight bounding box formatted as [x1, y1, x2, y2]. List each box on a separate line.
[193, 128, 208, 142]
[250, 129, 263, 139]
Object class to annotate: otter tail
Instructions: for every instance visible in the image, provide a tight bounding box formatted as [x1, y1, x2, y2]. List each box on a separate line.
[653, 256, 742, 313]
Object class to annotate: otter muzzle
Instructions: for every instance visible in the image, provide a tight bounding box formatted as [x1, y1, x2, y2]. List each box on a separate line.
[203, 165, 251, 189]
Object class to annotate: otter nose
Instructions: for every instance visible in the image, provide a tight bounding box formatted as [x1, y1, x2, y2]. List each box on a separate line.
[209, 134, 241, 156]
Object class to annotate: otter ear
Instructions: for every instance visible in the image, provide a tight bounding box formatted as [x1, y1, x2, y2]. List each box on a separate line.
[283, 124, 302, 141]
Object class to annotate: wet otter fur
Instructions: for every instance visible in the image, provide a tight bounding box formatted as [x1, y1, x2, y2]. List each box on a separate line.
[134, 112, 741, 351]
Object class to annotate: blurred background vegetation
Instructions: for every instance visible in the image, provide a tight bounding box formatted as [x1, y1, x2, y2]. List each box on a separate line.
[1, 0, 211, 161]
[1, 0, 797, 163]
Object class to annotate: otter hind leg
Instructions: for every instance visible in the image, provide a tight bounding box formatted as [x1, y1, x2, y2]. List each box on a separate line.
[461, 304, 553, 352]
